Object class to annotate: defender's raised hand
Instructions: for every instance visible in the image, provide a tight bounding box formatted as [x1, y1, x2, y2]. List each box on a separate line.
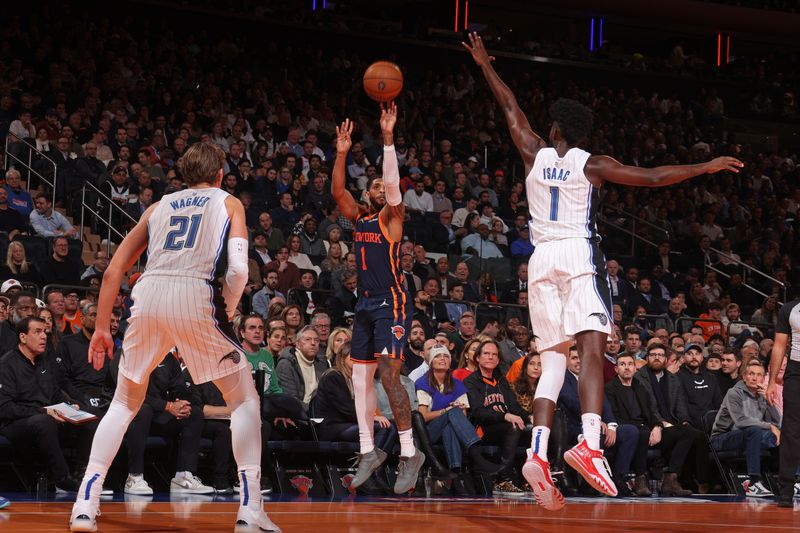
[335, 119, 353, 154]
[705, 156, 744, 174]
[461, 32, 495, 68]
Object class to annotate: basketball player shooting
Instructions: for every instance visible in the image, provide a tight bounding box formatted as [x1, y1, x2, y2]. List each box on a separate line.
[332, 103, 426, 494]
[463, 32, 742, 509]
[70, 142, 280, 532]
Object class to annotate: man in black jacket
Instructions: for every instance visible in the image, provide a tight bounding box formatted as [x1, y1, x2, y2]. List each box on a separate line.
[58, 304, 112, 413]
[124, 350, 214, 495]
[329, 269, 358, 328]
[0, 317, 80, 491]
[605, 353, 659, 497]
[634, 343, 707, 494]
[677, 343, 722, 430]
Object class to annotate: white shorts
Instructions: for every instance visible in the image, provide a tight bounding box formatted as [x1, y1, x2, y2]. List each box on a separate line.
[118, 276, 246, 385]
[527, 238, 613, 351]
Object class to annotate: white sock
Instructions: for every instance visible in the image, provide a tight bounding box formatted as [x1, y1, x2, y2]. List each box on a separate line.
[215, 367, 265, 510]
[353, 363, 378, 454]
[530, 426, 550, 460]
[78, 378, 145, 504]
[582, 413, 602, 450]
[399, 428, 416, 458]
[175, 471, 190, 479]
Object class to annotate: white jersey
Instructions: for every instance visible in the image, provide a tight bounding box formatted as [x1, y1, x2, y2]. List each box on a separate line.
[142, 187, 231, 281]
[526, 147, 598, 244]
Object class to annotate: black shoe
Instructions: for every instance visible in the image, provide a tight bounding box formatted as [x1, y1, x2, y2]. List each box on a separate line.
[55, 475, 80, 493]
[451, 474, 472, 496]
[261, 476, 273, 495]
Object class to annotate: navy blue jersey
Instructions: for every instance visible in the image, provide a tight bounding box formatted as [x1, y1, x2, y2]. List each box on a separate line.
[353, 212, 404, 300]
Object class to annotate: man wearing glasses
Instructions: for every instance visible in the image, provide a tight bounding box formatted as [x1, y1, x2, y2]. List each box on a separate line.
[634, 343, 708, 495]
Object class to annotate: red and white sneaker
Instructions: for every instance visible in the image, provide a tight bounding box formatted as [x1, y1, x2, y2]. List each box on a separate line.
[563, 436, 618, 497]
[521, 452, 565, 511]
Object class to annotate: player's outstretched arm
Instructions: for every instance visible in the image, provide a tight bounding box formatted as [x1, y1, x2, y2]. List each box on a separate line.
[586, 155, 743, 187]
[89, 203, 157, 370]
[223, 195, 249, 320]
[462, 32, 545, 172]
[379, 102, 405, 242]
[766, 332, 788, 406]
[332, 119, 360, 222]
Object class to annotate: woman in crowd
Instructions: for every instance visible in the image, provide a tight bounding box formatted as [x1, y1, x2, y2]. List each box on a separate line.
[323, 225, 349, 256]
[416, 346, 500, 494]
[279, 304, 304, 346]
[320, 241, 345, 274]
[315, 342, 397, 453]
[464, 339, 527, 493]
[286, 234, 316, 273]
[324, 327, 351, 367]
[1, 241, 43, 285]
[267, 300, 286, 321]
[510, 352, 542, 417]
[36, 306, 62, 353]
[751, 295, 779, 329]
[452, 337, 483, 381]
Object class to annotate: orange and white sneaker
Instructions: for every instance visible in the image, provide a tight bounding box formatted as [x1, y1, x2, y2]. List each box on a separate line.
[521, 452, 565, 511]
[563, 436, 617, 497]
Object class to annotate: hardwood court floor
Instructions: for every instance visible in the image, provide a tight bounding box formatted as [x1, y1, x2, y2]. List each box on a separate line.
[1, 497, 799, 532]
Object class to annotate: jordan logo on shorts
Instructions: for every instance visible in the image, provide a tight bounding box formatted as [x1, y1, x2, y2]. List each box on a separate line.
[218, 350, 241, 365]
[589, 313, 608, 326]
[391, 325, 405, 340]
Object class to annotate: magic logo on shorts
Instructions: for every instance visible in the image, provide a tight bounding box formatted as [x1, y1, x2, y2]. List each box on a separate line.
[219, 350, 241, 365]
[391, 325, 405, 340]
[589, 313, 608, 326]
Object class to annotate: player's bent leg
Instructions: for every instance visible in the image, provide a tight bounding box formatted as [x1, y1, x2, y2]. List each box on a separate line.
[71, 376, 148, 532]
[214, 366, 280, 533]
[522, 341, 569, 510]
[378, 357, 425, 494]
[563, 330, 617, 497]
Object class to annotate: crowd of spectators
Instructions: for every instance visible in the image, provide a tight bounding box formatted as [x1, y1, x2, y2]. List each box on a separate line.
[0, 3, 796, 497]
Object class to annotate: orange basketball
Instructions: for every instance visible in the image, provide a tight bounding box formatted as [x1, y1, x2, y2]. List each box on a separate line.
[363, 61, 403, 102]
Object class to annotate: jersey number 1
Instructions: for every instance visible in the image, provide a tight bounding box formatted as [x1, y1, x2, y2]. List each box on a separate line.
[549, 187, 559, 221]
[164, 214, 202, 250]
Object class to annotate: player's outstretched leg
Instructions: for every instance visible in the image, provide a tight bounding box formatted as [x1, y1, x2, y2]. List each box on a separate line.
[351, 361, 387, 489]
[71, 377, 147, 532]
[214, 367, 281, 533]
[522, 343, 568, 511]
[522, 355, 566, 510]
[379, 358, 425, 494]
[564, 332, 617, 497]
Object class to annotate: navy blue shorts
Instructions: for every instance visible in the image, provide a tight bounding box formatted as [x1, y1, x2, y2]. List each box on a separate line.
[351, 291, 413, 363]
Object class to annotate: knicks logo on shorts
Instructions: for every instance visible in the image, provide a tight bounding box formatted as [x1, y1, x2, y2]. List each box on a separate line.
[391, 325, 406, 340]
[589, 313, 609, 326]
[219, 350, 241, 365]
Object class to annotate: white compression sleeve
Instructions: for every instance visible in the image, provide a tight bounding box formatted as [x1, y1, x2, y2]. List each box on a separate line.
[382, 144, 402, 206]
[223, 236, 249, 317]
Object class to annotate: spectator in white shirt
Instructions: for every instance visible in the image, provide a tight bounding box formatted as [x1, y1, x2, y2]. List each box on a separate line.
[460, 224, 504, 259]
[403, 178, 434, 214]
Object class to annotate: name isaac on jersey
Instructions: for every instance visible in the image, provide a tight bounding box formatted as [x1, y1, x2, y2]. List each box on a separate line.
[542, 167, 570, 181]
[169, 195, 211, 210]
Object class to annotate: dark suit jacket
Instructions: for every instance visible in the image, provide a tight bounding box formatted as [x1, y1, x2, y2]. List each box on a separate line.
[605, 377, 660, 429]
[625, 291, 667, 318]
[634, 366, 691, 425]
[557, 371, 616, 435]
[329, 288, 357, 328]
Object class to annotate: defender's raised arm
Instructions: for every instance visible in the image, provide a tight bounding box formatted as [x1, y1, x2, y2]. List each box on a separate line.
[462, 32, 546, 172]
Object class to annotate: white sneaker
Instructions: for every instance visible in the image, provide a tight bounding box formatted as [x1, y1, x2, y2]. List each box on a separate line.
[125, 475, 154, 495]
[744, 480, 773, 498]
[170, 472, 215, 494]
[235, 505, 281, 532]
[70, 499, 100, 532]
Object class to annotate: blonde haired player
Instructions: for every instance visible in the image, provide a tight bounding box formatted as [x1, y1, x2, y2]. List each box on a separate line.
[70, 142, 280, 532]
[464, 32, 742, 510]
